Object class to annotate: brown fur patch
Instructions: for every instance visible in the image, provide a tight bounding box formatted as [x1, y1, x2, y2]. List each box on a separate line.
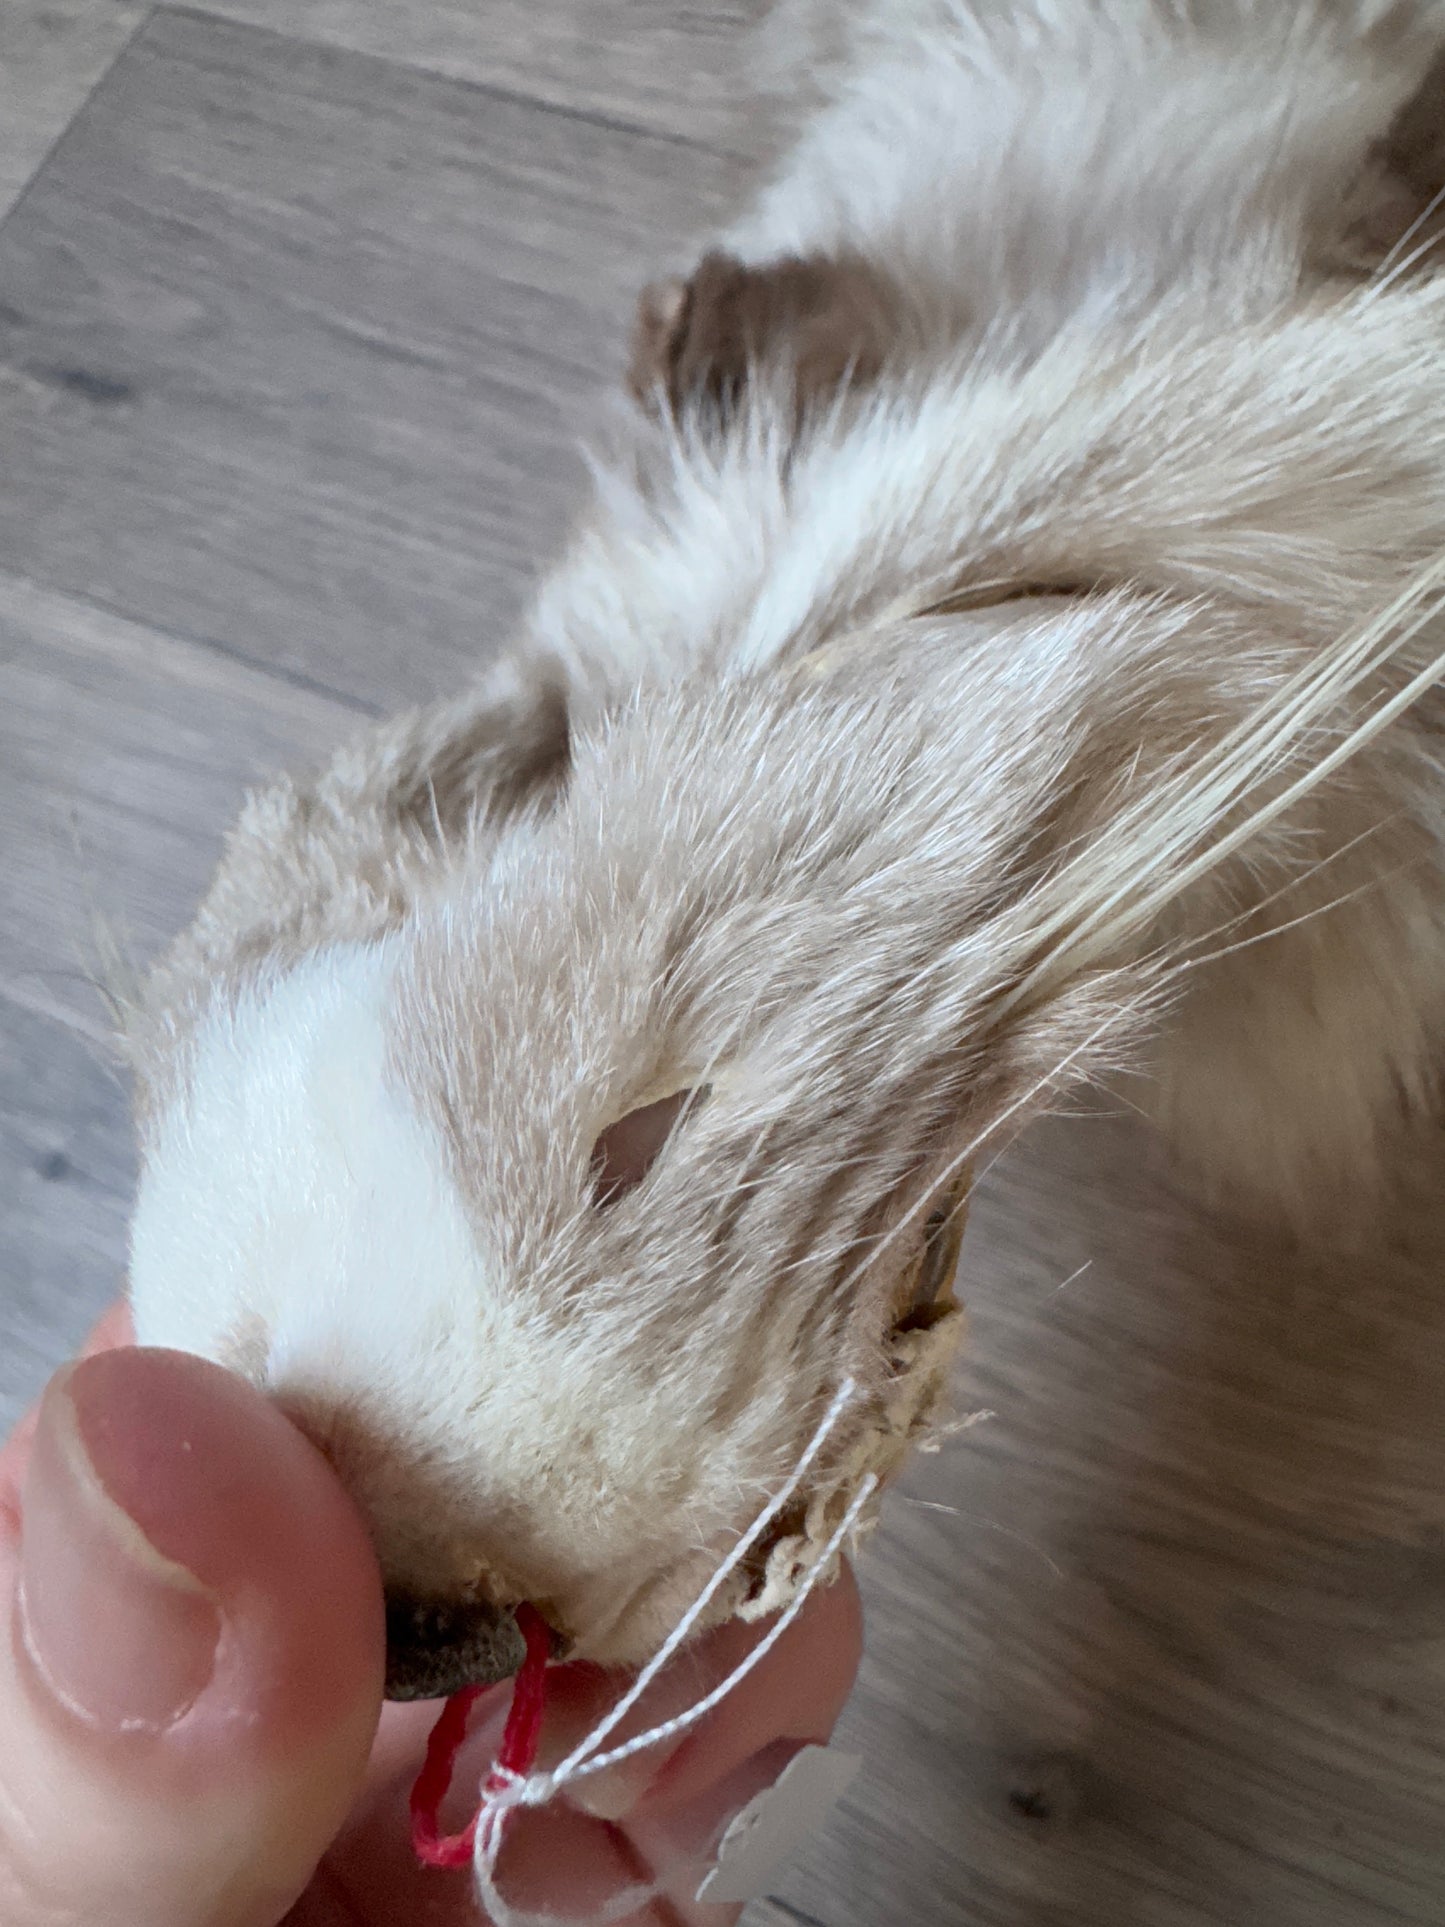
[1331, 50, 1445, 276]
[628, 248, 904, 424]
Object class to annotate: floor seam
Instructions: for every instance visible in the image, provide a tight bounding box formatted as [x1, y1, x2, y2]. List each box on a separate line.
[161, 2, 751, 163]
[0, 4, 161, 238]
[0, 564, 383, 717]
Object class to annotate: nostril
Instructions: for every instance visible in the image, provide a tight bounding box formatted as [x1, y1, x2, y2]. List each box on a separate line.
[383, 1590, 529, 1702]
[269, 1393, 534, 1700]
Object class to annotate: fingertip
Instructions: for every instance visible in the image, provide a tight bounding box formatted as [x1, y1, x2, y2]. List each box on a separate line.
[1, 1302, 137, 1543]
[0, 1347, 385, 1927]
[29, 1347, 385, 1752]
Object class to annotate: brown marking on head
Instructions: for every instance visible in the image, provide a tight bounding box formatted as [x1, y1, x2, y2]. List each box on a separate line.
[628, 249, 906, 426]
[1327, 50, 1445, 278]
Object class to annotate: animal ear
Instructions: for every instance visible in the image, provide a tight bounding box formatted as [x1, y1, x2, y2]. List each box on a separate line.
[627, 249, 902, 427]
[893, 1176, 971, 1334]
[384, 658, 571, 850]
[590, 1087, 701, 1208]
[1328, 47, 1445, 275]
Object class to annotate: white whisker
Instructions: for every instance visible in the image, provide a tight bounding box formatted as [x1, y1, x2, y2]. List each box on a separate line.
[1371, 178, 1445, 286]
[898, 1497, 1066, 1580]
[1046, 1257, 1093, 1298]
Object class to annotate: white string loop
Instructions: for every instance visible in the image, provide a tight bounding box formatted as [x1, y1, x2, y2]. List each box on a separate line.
[551, 1374, 861, 1786]
[470, 1378, 872, 1927]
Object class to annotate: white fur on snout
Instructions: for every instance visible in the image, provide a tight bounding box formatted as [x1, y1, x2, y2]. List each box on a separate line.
[127, 942, 488, 1415]
[126, 946, 739, 1641]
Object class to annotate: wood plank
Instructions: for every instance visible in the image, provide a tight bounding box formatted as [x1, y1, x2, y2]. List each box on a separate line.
[0, 571, 356, 1032]
[4, 7, 1445, 1921]
[197, 0, 766, 151]
[0, 8, 733, 711]
[761, 1108, 1445, 1926]
[0, 0, 148, 219]
[747, 1904, 831, 1927]
[0, 570, 356, 1427]
[0, 995, 133, 1430]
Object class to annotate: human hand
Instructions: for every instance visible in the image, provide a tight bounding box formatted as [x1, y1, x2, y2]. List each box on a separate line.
[0, 1310, 863, 1926]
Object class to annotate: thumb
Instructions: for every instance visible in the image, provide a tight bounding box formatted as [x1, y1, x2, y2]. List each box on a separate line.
[0, 1347, 385, 1927]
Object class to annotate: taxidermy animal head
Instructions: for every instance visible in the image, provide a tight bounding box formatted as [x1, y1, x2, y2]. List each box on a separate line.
[124, 1, 1445, 1696]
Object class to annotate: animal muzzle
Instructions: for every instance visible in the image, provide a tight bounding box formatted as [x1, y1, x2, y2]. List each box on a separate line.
[383, 1589, 530, 1700]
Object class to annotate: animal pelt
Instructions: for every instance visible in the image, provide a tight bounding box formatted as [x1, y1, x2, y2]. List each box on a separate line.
[126, 2, 1445, 1676]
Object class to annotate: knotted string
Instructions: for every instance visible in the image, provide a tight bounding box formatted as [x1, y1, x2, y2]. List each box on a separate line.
[410, 1601, 553, 1869]
[409, 1379, 870, 1925]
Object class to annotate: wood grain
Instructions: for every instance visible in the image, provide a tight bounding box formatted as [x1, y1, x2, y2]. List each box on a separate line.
[201, 0, 767, 151]
[763, 1107, 1445, 1925]
[2, 6, 1444, 1923]
[0, 571, 355, 1423]
[0, 0, 148, 218]
[0, 993, 133, 1430]
[0, 7, 736, 711]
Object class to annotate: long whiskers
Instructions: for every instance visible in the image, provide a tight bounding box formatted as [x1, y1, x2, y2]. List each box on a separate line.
[996, 559, 1445, 1022]
[898, 1496, 1066, 1580]
[1364, 178, 1445, 302]
[824, 996, 1150, 1318]
[1170, 861, 1418, 977]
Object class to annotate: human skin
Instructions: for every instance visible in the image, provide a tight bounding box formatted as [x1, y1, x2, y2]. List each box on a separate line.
[0, 1306, 863, 1927]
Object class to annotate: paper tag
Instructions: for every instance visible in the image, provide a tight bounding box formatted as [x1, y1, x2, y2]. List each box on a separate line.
[695, 1745, 861, 1906]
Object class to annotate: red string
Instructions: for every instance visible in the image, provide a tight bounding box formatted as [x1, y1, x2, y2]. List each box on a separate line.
[409, 1683, 489, 1868]
[409, 1604, 553, 1870]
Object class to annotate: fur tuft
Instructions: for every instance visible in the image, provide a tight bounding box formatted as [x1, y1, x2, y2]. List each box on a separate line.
[125, 2, 1445, 1660]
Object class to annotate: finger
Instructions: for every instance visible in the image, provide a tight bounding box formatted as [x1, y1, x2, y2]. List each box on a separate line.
[0, 1347, 385, 1927]
[0, 1303, 135, 1527]
[614, 1570, 864, 1924]
[315, 1570, 863, 1927]
[540, 1561, 864, 1821]
[510, 1574, 865, 1925]
[304, 1775, 681, 1927]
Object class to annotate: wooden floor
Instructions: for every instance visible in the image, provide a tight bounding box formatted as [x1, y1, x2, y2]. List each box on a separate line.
[2, 7, 1444, 1923]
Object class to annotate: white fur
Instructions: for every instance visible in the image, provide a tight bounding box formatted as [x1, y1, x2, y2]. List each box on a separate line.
[129, 943, 822, 1657]
[129, 944, 469, 1398]
[124, 1, 1445, 1667]
[737, 0, 1444, 331]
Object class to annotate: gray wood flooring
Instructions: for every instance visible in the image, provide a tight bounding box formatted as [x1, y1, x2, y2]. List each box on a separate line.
[3, 7, 1443, 1923]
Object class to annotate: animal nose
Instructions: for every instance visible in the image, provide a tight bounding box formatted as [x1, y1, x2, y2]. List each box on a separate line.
[383, 1590, 529, 1701]
[266, 1391, 530, 1700]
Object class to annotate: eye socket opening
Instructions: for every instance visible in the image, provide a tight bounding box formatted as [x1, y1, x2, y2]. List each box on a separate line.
[589, 1085, 707, 1209]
